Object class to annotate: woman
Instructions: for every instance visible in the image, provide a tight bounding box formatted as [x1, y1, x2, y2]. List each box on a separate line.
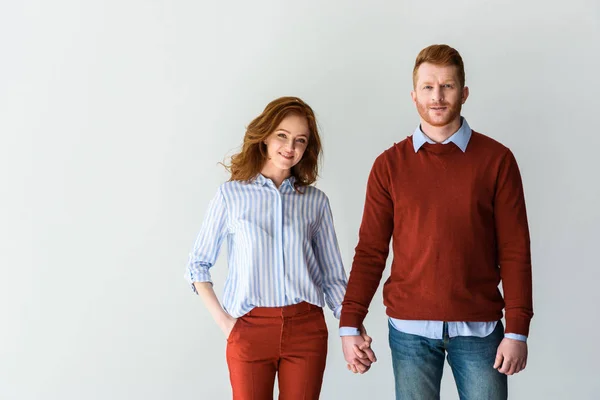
[185, 96, 372, 399]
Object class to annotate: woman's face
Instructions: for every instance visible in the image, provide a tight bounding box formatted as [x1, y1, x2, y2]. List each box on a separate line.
[263, 114, 310, 171]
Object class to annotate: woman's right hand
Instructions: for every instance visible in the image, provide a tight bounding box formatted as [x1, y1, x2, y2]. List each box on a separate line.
[192, 282, 239, 340]
[220, 314, 238, 339]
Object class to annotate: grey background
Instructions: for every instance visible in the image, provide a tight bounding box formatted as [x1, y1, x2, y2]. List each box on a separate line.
[1, 0, 599, 398]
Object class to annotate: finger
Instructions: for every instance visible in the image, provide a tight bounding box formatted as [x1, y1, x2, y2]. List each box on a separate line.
[354, 362, 368, 374]
[353, 344, 368, 359]
[514, 362, 523, 374]
[346, 353, 370, 367]
[507, 362, 517, 376]
[499, 359, 512, 374]
[493, 352, 504, 369]
[361, 334, 373, 345]
[353, 355, 372, 367]
[362, 347, 377, 363]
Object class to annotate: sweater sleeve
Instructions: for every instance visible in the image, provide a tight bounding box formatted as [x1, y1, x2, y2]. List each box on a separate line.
[494, 149, 534, 336]
[340, 153, 395, 328]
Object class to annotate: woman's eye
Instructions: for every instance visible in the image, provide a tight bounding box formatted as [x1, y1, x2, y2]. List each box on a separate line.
[277, 133, 287, 139]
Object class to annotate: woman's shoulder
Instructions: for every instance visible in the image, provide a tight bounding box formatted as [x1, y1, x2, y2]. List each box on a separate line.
[301, 185, 329, 204]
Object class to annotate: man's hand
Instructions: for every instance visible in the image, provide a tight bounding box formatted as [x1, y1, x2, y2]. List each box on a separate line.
[342, 325, 377, 374]
[493, 338, 528, 375]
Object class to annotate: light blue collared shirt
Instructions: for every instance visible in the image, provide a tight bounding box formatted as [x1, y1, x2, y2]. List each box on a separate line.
[186, 174, 348, 319]
[340, 118, 527, 342]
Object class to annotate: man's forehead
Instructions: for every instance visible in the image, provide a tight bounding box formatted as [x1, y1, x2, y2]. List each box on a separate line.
[417, 64, 459, 82]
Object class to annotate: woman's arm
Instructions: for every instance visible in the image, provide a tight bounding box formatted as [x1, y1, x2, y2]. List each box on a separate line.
[193, 282, 237, 338]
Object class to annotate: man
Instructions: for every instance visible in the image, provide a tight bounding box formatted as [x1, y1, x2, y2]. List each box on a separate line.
[340, 44, 533, 399]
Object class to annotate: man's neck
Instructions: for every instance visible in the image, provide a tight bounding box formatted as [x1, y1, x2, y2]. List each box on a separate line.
[420, 117, 462, 143]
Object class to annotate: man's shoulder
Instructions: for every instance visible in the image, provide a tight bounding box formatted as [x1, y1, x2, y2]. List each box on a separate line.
[375, 136, 413, 163]
[470, 130, 510, 155]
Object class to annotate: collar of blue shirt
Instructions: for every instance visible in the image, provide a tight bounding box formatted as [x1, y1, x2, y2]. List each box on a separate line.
[412, 117, 472, 153]
[253, 173, 296, 188]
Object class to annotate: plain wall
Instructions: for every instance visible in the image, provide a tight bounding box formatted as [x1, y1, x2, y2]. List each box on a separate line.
[1, 0, 599, 398]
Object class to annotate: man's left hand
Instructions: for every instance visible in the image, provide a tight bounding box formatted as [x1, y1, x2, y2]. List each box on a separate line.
[493, 338, 528, 375]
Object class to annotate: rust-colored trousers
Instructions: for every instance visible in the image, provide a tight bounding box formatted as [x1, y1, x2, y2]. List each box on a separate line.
[226, 302, 328, 400]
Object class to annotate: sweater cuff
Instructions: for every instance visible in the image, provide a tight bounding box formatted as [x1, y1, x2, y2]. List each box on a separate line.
[339, 312, 365, 329]
[505, 317, 531, 337]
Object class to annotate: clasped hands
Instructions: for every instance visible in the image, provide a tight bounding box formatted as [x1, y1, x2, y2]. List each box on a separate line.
[341, 325, 377, 374]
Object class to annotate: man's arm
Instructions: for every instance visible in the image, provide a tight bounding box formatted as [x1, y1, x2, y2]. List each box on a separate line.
[494, 149, 533, 336]
[493, 149, 533, 375]
[340, 153, 395, 371]
[341, 152, 395, 328]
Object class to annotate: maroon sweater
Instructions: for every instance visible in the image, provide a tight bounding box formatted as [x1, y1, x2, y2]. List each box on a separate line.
[340, 131, 533, 336]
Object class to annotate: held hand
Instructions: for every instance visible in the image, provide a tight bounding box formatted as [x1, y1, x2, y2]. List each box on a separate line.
[343, 325, 377, 374]
[493, 338, 528, 375]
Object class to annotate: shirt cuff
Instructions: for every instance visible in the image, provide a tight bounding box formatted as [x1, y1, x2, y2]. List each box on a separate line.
[333, 304, 342, 319]
[339, 326, 361, 337]
[504, 333, 527, 342]
[185, 265, 213, 294]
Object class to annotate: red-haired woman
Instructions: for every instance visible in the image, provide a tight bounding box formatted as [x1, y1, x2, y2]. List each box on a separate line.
[185, 97, 374, 399]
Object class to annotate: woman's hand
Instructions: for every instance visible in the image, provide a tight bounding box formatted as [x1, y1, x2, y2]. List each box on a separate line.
[219, 314, 238, 339]
[193, 282, 238, 339]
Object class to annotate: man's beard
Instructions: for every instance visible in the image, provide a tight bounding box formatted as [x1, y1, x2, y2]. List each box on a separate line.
[417, 100, 462, 128]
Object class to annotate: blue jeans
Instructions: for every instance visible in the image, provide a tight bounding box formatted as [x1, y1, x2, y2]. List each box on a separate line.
[388, 320, 507, 400]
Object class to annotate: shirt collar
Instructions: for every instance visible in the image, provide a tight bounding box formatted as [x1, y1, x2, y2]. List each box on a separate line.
[253, 173, 296, 188]
[253, 173, 268, 186]
[412, 117, 472, 153]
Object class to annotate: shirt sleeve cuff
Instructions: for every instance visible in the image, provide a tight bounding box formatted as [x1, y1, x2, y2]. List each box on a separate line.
[333, 304, 342, 319]
[504, 333, 528, 342]
[339, 326, 361, 337]
[185, 264, 213, 294]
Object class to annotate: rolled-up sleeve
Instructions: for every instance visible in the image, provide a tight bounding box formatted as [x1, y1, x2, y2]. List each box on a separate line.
[185, 186, 229, 293]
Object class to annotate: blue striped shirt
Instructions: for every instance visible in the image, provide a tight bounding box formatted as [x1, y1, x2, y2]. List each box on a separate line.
[185, 174, 348, 319]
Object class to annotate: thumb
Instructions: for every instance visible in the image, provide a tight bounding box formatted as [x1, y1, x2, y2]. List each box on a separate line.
[493, 351, 503, 369]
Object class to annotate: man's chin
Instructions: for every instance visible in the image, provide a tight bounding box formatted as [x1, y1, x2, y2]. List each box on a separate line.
[424, 113, 460, 128]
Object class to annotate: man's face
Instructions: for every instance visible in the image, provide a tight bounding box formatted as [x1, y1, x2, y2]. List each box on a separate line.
[411, 62, 469, 128]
